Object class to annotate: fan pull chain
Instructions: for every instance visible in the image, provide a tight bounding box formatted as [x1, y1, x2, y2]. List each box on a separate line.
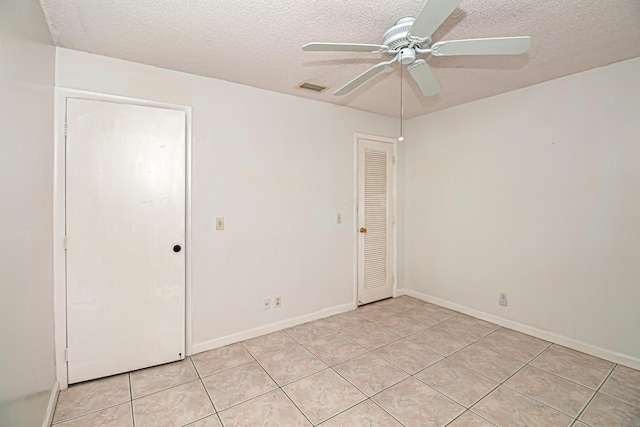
[399, 51, 404, 142]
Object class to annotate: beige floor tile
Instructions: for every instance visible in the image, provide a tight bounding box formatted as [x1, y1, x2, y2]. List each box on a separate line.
[52, 373, 130, 423]
[304, 333, 368, 366]
[285, 320, 338, 344]
[132, 380, 214, 427]
[505, 365, 595, 417]
[550, 345, 615, 369]
[242, 330, 298, 359]
[600, 369, 640, 407]
[355, 304, 397, 322]
[476, 328, 550, 362]
[218, 389, 311, 427]
[53, 402, 132, 427]
[616, 365, 640, 379]
[531, 346, 613, 389]
[422, 302, 458, 316]
[449, 344, 524, 382]
[258, 345, 326, 386]
[407, 327, 471, 356]
[374, 296, 423, 313]
[283, 369, 366, 425]
[372, 314, 429, 337]
[342, 322, 401, 350]
[579, 392, 640, 427]
[374, 339, 442, 374]
[448, 411, 496, 427]
[321, 312, 370, 331]
[319, 400, 402, 426]
[202, 361, 277, 410]
[430, 315, 499, 341]
[402, 305, 456, 326]
[191, 343, 254, 377]
[417, 359, 498, 408]
[130, 358, 198, 399]
[572, 422, 590, 427]
[373, 377, 465, 427]
[471, 386, 573, 427]
[185, 415, 223, 426]
[333, 353, 408, 396]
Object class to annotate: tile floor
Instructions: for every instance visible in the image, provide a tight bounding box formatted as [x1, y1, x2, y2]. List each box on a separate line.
[52, 296, 640, 426]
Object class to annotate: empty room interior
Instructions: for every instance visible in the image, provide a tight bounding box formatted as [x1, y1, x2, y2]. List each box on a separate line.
[2, 0, 640, 426]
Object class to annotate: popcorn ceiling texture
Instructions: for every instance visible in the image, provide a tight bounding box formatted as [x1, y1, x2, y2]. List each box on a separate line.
[39, 0, 640, 118]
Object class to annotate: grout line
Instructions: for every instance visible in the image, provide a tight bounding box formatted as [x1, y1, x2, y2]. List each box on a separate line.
[368, 397, 408, 426]
[128, 372, 135, 427]
[279, 387, 315, 426]
[573, 364, 617, 424]
[51, 401, 132, 425]
[444, 410, 498, 427]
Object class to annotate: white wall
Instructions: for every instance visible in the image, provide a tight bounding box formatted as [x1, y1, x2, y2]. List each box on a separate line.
[55, 48, 397, 352]
[0, 0, 57, 425]
[403, 57, 640, 366]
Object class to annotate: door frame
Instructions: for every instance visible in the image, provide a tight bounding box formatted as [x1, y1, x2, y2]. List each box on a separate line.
[352, 133, 398, 306]
[53, 88, 193, 389]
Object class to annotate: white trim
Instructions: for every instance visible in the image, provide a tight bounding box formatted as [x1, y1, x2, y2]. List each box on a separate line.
[192, 302, 355, 354]
[53, 87, 193, 388]
[353, 133, 398, 305]
[405, 289, 640, 370]
[42, 381, 59, 427]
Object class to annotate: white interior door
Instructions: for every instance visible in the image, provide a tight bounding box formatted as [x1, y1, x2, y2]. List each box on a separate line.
[357, 137, 394, 305]
[65, 98, 186, 384]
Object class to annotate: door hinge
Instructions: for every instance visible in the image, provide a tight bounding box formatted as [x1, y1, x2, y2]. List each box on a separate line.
[393, 275, 395, 284]
[64, 122, 67, 136]
[393, 156, 396, 165]
[63, 236, 67, 250]
[64, 348, 69, 362]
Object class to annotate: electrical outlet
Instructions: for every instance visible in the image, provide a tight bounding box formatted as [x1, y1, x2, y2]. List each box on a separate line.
[263, 297, 270, 311]
[336, 213, 342, 224]
[274, 295, 281, 308]
[499, 293, 508, 307]
[216, 217, 224, 231]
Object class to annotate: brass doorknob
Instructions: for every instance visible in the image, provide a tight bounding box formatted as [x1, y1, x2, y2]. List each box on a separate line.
[359, 227, 367, 233]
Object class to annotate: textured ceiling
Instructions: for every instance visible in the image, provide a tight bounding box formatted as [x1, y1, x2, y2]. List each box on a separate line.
[39, 0, 640, 118]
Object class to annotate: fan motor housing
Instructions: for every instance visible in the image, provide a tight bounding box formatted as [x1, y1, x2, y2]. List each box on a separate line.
[382, 17, 430, 57]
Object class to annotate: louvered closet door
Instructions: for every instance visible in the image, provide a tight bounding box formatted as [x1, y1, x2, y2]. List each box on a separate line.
[357, 138, 394, 305]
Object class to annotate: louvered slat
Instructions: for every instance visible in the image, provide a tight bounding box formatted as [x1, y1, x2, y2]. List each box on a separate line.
[363, 147, 387, 291]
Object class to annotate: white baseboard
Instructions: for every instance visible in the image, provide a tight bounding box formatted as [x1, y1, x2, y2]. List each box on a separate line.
[42, 381, 59, 427]
[405, 289, 640, 371]
[192, 302, 356, 355]
[395, 288, 406, 296]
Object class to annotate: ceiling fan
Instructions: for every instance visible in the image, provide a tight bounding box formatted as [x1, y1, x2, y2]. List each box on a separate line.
[302, 0, 531, 97]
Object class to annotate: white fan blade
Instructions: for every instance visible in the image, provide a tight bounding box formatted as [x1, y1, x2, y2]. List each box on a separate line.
[410, 0, 463, 39]
[407, 59, 442, 97]
[303, 43, 388, 52]
[334, 62, 389, 96]
[431, 36, 532, 56]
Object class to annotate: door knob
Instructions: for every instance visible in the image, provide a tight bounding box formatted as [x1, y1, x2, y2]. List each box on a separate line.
[359, 227, 367, 233]
[173, 245, 182, 253]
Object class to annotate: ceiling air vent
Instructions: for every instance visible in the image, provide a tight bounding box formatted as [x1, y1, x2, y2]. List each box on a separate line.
[296, 81, 329, 93]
